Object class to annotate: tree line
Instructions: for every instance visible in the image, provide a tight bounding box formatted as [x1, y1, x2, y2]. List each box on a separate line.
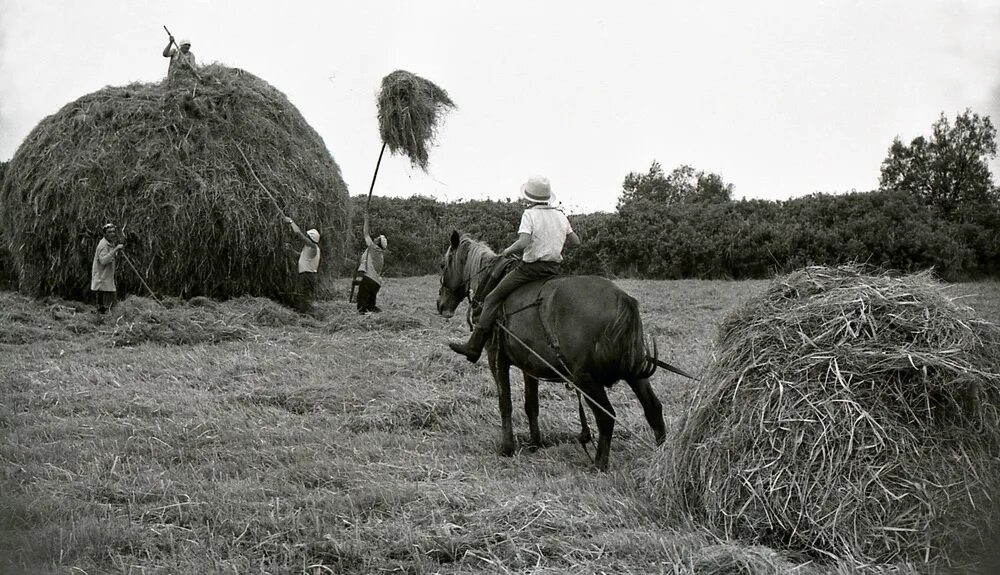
[348, 110, 999, 282]
[2, 110, 997, 292]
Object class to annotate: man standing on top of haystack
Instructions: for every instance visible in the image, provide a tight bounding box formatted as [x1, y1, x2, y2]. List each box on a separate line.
[162, 35, 197, 79]
[284, 217, 321, 313]
[356, 213, 387, 314]
[91, 223, 124, 314]
[449, 176, 581, 363]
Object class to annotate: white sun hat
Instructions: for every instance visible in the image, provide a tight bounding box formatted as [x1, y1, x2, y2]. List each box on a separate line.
[521, 175, 557, 206]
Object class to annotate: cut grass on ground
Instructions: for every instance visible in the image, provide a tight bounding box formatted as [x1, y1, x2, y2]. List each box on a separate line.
[2, 277, 998, 574]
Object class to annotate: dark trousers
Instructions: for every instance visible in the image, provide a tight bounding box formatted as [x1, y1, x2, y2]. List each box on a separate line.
[294, 272, 317, 312]
[357, 275, 381, 312]
[471, 260, 560, 341]
[94, 290, 116, 313]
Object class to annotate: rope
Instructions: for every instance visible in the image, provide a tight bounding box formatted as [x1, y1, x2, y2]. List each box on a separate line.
[494, 322, 656, 451]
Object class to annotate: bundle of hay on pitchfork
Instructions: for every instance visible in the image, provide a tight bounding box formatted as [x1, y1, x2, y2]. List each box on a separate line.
[350, 70, 455, 302]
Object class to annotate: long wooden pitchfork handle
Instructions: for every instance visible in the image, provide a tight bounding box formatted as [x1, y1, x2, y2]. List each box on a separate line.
[163, 25, 178, 50]
[237, 145, 289, 220]
[366, 143, 386, 213]
[121, 252, 165, 308]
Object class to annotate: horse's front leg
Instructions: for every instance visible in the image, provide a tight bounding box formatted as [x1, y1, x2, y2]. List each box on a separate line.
[523, 373, 540, 449]
[487, 337, 515, 456]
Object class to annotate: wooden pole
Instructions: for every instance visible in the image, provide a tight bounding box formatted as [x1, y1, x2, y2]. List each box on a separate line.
[237, 145, 288, 220]
[366, 142, 387, 212]
[121, 252, 165, 307]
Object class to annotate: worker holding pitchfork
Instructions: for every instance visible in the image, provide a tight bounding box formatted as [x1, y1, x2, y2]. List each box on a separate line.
[355, 213, 387, 314]
[284, 217, 321, 314]
[162, 28, 198, 81]
[91, 223, 124, 314]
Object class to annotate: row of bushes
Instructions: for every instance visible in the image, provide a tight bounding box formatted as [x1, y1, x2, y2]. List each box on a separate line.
[347, 189, 1000, 281]
[2, 187, 995, 294]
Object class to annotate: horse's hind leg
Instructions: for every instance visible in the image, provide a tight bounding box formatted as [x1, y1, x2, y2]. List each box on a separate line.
[626, 377, 666, 446]
[488, 341, 515, 456]
[523, 373, 541, 449]
[581, 383, 615, 471]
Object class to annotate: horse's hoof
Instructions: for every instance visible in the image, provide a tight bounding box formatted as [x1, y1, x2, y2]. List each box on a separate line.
[498, 444, 515, 457]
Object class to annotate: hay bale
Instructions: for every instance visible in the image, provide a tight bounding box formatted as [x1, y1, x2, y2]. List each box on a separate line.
[377, 70, 455, 171]
[0, 161, 14, 290]
[0, 65, 350, 304]
[663, 265, 1000, 567]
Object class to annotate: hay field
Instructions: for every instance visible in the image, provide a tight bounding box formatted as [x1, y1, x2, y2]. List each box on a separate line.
[2, 277, 998, 574]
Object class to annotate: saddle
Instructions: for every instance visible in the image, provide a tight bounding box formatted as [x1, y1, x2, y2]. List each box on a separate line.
[468, 256, 519, 326]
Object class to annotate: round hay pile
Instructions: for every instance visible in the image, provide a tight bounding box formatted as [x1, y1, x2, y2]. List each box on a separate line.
[0, 64, 350, 304]
[377, 70, 455, 171]
[664, 265, 1000, 567]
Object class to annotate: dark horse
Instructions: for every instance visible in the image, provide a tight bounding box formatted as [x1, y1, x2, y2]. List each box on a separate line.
[437, 231, 688, 470]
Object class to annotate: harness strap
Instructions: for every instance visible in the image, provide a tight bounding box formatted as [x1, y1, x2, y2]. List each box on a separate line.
[497, 277, 573, 380]
[504, 296, 542, 317]
[533, 288, 576, 382]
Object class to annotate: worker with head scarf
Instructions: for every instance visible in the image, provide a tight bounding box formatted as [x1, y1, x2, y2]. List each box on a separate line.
[356, 213, 387, 314]
[162, 35, 197, 79]
[284, 217, 321, 313]
[91, 223, 125, 314]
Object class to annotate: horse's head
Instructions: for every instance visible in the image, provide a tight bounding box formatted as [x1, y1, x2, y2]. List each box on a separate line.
[437, 230, 469, 318]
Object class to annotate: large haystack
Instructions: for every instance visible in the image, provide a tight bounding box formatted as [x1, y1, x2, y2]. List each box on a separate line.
[0, 65, 350, 304]
[663, 265, 1000, 567]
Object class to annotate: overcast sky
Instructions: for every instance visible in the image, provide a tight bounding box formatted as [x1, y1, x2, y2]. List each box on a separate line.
[2, 0, 999, 214]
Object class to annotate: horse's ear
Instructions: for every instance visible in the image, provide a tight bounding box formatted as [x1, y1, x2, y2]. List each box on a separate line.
[450, 230, 460, 250]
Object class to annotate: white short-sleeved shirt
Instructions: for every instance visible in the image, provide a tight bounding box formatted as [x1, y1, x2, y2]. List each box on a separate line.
[517, 205, 573, 263]
[298, 244, 321, 273]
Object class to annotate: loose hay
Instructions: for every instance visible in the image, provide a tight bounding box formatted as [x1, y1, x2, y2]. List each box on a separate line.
[377, 70, 455, 171]
[0, 64, 350, 305]
[690, 543, 808, 575]
[659, 265, 1000, 568]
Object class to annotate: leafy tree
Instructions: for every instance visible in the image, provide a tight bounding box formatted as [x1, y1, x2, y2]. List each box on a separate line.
[878, 110, 998, 216]
[618, 162, 733, 212]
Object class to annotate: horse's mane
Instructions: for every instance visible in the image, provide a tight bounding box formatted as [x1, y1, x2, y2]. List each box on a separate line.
[459, 235, 498, 298]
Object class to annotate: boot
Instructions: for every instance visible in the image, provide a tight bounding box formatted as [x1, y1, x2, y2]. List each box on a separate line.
[448, 329, 489, 363]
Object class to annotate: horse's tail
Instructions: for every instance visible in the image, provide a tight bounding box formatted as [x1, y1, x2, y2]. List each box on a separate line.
[595, 293, 658, 380]
[595, 292, 699, 382]
[646, 340, 698, 380]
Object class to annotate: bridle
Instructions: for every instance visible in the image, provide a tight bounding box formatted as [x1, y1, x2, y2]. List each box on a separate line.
[439, 247, 469, 306]
[439, 242, 497, 308]
[439, 272, 468, 304]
